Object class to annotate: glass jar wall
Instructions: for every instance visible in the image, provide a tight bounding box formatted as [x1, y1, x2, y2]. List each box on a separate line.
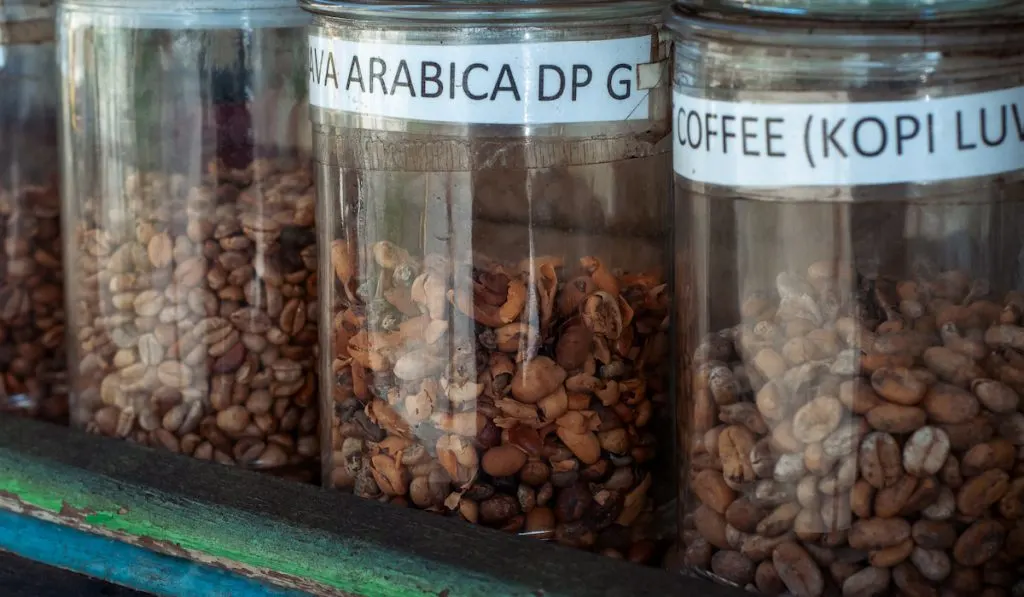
[670, 5, 1024, 596]
[0, 1, 65, 421]
[305, 0, 672, 558]
[61, 0, 318, 479]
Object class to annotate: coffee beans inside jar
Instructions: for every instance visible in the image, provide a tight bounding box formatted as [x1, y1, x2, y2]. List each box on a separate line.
[328, 239, 669, 559]
[0, 12, 66, 421]
[70, 156, 319, 473]
[684, 261, 1024, 596]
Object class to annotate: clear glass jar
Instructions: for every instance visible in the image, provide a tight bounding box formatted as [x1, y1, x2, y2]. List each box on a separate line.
[670, 4, 1024, 595]
[0, 1, 65, 422]
[61, 0, 318, 480]
[305, 0, 672, 558]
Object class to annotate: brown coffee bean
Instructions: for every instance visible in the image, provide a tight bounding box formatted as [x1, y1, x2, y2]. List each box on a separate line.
[902, 426, 951, 476]
[839, 379, 883, 415]
[711, 550, 755, 586]
[912, 520, 957, 549]
[957, 469, 1010, 516]
[849, 518, 911, 551]
[719, 402, 769, 435]
[859, 432, 903, 489]
[866, 404, 926, 434]
[756, 503, 801, 538]
[773, 541, 824, 597]
[695, 504, 730, 549]
[910, 547, 951, 582]
[755, 560, 786, 595]
[481, 445, 528, 477]
[869, 538, 914, 568]
[726, 496, 769, 533]
[871, 367, 927, 405]
[924, 346, 985, 387]
[874, 475, 918, 518]
[892, 562, 938, 597]
[962, 439, 1016, 476]
[693, 469, 736, 515]
[954, 520, 1005, 567]
[683, 536, 713, 568]
[998, 477, 1024, 519]
[842, 566, 890, 597]
[923, 383, 981, 424]
[972, 378, 1019, 413]
[480, 495, 519, 524]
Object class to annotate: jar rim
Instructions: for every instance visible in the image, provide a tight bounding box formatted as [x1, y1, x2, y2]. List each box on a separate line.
[57, 0, 309, 28]
[300, 0, 666, 23]
[665, 1, 1024, 47]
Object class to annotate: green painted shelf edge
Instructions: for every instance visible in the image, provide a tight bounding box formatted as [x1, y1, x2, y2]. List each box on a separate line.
[0, 417, 736, 597]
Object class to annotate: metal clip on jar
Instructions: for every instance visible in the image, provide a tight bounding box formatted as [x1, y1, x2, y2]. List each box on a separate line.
[61, 0, 319, 479]
[669, 3, 1024, 596]
[303, 0, 672, 558]
[0, 1, 65, 422]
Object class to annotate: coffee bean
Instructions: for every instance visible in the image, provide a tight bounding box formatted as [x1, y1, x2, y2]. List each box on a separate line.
[903, 426, 951, 476]
[773, 542, 824, 597]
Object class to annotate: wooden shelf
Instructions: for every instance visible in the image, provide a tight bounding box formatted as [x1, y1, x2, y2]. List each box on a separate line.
[0, 417, 739, 597]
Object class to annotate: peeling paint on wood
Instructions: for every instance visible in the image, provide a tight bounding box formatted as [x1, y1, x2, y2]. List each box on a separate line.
[0, 418, 739, 597]
[0, 510, 308, 597]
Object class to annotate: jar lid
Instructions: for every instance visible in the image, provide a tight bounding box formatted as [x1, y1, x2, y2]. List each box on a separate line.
[59, 0, 309, 28]
[300, 0, 667, 24]
[666, 1, 1024, 47]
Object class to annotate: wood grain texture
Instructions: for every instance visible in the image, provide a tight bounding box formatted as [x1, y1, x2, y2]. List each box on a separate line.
[0, 417, 743, 597]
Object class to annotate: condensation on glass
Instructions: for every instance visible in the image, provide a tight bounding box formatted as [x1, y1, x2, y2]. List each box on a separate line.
[0, 1, 65, 422]
[61, 0, 318, 480]
[304, 0, 673, 559]
[669, 3, 1024, 595]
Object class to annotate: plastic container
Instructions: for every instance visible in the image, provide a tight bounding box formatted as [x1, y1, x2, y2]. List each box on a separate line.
[0, 1, 66, 421]
[669, 4, 1024, 595]
[61, 0, 318, 479]
[304, 0, 672, 558]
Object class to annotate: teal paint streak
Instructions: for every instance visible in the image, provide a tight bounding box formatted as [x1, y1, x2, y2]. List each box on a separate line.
[0, 509, 310, 597]
[0, 447, 537, 597]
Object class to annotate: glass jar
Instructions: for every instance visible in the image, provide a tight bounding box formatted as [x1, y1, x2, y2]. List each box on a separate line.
[61, 0, 318, 479]
[686, 0, 1013, 18]
[0, 1, 65, 422]
[304, 0, 672, 558]
[670, 4, 1024, 595]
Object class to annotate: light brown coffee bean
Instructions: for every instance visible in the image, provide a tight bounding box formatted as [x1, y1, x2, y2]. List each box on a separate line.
[755, 560, 786, 596]
[902, 426, 951, 476]
[693, 469, 736, 515]
[892, 562, 937, 597]
[711, 550, 755, 586]
[839, 379, 883, 415]
[695, 503, 730, 549]
[792, 396, 844, 443]
[869, 538, 913, 568]
[726, 496, 769, 533]
[874, 475, 918, 518]
[719, 425, 757, 487]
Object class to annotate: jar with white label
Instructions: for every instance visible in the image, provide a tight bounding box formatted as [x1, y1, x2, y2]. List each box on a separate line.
[61, 0, 318, 480]
[669, 3, 1024, 595]
[304, 0, 671, 558]
[0, 0, 66, 422]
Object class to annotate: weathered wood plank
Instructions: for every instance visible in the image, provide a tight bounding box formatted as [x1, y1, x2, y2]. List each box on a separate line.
[0, 510, 304, 596]
[0, 418, 739, 597]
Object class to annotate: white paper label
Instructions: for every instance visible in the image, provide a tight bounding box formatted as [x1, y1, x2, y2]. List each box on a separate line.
[308, 35, 654, 124]
[673, 87, 1024, 187]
